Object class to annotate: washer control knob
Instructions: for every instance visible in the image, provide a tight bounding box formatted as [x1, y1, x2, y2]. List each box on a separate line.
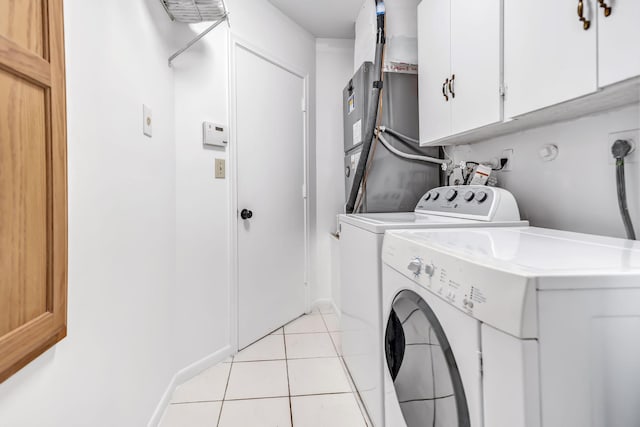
[445, 189, 458, 201]
[423, 263, 435, 277]
[476, 191, 488, 203]
[431, 191, 440, 201]
[464, 191, 475, 202]
[407, 258, 423, 275]
[424, 192, 432, 201]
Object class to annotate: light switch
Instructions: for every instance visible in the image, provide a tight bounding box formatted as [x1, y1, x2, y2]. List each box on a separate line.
[143, 105, 152, 137]
[215, 158, 225, 179]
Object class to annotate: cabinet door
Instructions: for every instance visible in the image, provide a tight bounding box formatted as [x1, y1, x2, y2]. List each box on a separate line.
[504, 0, 597, 118]
[598, 1, 640, 87]
[450, 0, 502, 134]
[418, 0, 451, 144]
[0, 0, 68, 382]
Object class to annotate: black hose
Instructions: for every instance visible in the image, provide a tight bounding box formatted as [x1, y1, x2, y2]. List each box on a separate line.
[345, 0, 386, 214]
[612, 139, 637, 240]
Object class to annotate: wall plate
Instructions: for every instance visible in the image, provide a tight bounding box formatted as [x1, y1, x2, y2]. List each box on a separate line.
[607, 129, 639, 165]
[143, 105, 152, 137]
[215, 158, 225, 179]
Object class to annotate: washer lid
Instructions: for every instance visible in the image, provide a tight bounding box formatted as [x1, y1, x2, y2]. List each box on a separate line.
[387, 227, 640, 290]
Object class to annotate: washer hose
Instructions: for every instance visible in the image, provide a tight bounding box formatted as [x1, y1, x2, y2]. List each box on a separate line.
[612, 139, 636, 240]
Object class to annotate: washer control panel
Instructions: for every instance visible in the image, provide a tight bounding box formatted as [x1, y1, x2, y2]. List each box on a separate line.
[415, 185, 521, 222]
[384, 230, 537, 339]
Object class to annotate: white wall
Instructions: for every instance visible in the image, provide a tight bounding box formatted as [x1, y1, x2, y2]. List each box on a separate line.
[0, 0, 317, 425]
[450, 103, 640, 239]
[172, 25, 231, 374]
[313, 39, 355, 304]
[0, 1, 177, 425]
[170, 0, 317, 369]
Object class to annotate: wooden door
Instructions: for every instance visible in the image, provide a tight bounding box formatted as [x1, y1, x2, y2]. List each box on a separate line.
[598, 1, 640, 87]
[0, 0, 67, 382]
[418, 0, 452, 144]
[450, 0, 502, 135]
[504, 0, 597, 118]
[234, 44, 306, 349]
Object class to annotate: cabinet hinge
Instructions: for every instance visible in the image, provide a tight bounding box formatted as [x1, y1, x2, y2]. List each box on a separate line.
[499, 84, 507, 98]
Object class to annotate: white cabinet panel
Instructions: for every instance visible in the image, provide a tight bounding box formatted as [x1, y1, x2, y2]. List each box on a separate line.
[598, 1, 640, 87]
[418, 0, 451, 144]
[451, 0, 502, 134]
[504, 0, 597, 118]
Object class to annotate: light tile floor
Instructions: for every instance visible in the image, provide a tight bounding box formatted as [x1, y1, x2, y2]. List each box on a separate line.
[160, 304, 372, 427]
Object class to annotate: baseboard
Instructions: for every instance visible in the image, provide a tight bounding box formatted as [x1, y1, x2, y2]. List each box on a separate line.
[312, 298, 340, 317]
[147, 345, 234, 427]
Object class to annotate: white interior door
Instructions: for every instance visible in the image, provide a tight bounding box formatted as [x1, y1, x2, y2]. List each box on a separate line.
[235, 45, 306, 349]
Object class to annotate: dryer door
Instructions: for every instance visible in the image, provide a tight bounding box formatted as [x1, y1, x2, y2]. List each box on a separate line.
[385, 289, 476, 427]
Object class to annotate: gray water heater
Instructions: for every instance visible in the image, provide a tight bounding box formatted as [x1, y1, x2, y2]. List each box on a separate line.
[343, 62, 441, 213]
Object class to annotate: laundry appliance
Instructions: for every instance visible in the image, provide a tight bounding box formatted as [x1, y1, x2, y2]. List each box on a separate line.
[382, 227, 640, 427]
[338, 185, 527, 426]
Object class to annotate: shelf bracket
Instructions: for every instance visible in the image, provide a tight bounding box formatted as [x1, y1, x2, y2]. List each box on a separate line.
[168, 14, 228, 67]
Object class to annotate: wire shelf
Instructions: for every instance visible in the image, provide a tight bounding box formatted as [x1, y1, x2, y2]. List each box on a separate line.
[160, 0, 227, 23]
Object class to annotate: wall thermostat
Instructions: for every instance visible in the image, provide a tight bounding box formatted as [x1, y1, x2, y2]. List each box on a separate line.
[203, 122, 228, 147]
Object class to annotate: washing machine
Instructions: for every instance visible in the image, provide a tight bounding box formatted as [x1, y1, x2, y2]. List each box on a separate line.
[382, 226, 640, 427]
[338, 185, 528, 427]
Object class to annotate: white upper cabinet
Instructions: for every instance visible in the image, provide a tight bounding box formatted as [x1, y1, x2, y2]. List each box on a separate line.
[450, 0, 502, 135]
[418, 0, 452, 143]
[418, 0, 502, 144]
[598, 1, 640, 87]
[504, 0, 597, 119]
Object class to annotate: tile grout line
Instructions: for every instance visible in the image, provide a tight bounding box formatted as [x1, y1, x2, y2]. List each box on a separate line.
[320, 311, 373, 426]
[282, 330, 294, 427]
[216, 356, 234, 427]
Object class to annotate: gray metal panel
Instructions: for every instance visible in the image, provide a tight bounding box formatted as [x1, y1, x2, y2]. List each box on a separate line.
[343, 62, 375, 153]
[343, 69, 442, 213]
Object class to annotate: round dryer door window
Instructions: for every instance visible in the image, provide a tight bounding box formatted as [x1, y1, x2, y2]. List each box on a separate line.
[385, 290, 470, 427]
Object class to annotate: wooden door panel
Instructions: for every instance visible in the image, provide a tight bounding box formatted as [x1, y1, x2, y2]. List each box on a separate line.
[0, 69, 49, 337]
[0, 0, 45, 58]
[0, 0, 66, 383]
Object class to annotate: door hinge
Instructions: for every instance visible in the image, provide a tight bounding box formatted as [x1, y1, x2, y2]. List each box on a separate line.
[499, 84, 507, 98]
[301, 97, 307, 112]
[478, 350, 484, 377]
[302, 184, 307, 199]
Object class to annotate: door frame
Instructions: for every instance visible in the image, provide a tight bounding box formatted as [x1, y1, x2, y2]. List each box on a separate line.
[228, 35, 311, 352]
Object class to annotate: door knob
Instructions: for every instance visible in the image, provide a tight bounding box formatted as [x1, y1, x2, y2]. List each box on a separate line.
[241, 209, 253, 220]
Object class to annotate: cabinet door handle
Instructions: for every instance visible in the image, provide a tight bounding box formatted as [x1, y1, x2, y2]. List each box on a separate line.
[448, 74, 456, 99]
[598, 0, 612, 17]
[578, 0, 591, 30]
[442, 78, 450, 101]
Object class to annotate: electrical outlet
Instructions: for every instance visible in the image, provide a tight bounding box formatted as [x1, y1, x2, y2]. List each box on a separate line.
[215, 158, 225, 179]
[607, 129, 639, 165]
[143, 105, 152, 137]
[501, 149, 514, 171]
